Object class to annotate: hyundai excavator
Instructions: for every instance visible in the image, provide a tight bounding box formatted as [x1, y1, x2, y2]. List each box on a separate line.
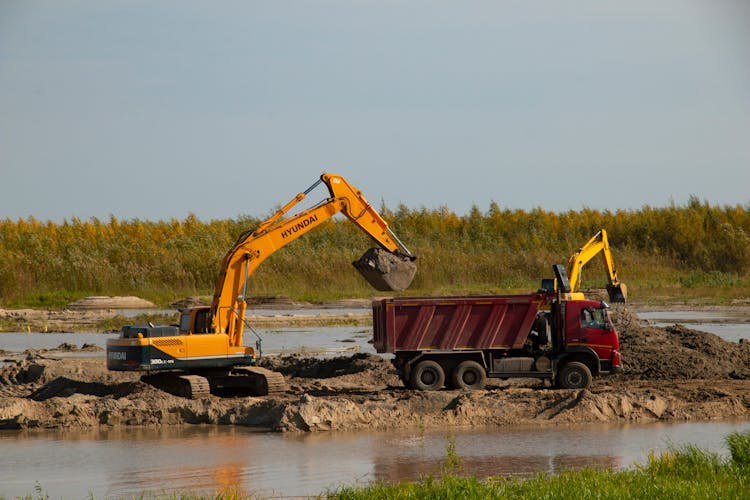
[106, 173, 416, 398]
[552, 229, 627, 303]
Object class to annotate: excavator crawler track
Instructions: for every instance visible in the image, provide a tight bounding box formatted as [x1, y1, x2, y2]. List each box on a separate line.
[141, 373, 211, 399]
[232, 366, 287, 396]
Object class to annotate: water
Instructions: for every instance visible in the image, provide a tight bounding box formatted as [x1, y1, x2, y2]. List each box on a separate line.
[0, 332, 119, 354]
[1, 420, 749, 498]
[639, 310, 750, 343]
[0, 326, 374, 358]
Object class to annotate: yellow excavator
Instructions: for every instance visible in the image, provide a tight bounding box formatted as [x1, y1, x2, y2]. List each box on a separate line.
[543, 229, 627, 303]
[565, 229, 627, 303]
[106, 173, 416, 398]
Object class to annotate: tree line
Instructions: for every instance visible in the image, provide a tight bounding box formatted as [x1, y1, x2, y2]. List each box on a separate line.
[1, 197, 748, 306]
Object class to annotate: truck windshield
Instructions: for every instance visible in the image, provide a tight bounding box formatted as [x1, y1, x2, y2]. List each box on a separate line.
[581, 307, 608, 329]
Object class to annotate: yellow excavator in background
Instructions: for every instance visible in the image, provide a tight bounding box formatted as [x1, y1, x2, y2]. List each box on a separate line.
[106, 173, 416, 398]
[543, 229, 627, 303]
[564, 229, 627, 303]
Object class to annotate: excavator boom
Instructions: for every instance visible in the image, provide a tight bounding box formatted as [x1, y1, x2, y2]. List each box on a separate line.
[211, 173, 416, 346]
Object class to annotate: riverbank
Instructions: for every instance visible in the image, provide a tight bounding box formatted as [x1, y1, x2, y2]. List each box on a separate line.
[3, 358, 748, 432]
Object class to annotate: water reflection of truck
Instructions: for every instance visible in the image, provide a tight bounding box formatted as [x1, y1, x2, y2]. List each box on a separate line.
[373, 265, 623, 390]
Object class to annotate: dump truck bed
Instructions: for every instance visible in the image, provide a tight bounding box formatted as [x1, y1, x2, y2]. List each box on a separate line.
[372, 293, 548, 353]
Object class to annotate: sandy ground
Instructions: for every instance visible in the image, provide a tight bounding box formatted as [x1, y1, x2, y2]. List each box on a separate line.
[1, 306, 750, 432]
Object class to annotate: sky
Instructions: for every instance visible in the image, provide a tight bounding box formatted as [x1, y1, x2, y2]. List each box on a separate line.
[1, 0, 749, 222]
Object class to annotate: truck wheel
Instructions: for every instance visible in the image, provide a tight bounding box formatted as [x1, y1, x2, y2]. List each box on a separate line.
[410, 360, 445, 391]
[451, 361, 487, 390]
[556, 361, 592, 389]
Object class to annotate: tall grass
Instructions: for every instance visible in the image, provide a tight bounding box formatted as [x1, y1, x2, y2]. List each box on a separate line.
[1, 197, 749, 307]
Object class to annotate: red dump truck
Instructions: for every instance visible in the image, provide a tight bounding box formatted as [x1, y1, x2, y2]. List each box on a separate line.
[373, 265, 623, 390]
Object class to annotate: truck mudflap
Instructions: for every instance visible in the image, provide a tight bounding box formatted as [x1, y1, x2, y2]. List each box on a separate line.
[353, 247, 417, 291]
[606, 349, 624, 374]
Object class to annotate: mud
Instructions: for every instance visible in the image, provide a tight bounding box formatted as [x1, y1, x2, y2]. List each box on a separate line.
[2, 305, 750, 432]
[611, 306, 750, 380]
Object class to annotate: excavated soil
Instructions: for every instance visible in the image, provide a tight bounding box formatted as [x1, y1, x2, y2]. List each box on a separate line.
[1, 307, 749, 432]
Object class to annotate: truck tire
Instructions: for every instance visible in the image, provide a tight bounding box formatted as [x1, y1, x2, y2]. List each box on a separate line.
[451, 361, 487, 390]
[556, 361, 592, 389]
[410, 360, 445, 391]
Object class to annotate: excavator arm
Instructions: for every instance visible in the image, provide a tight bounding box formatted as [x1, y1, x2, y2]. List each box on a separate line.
[566, 229, 627, 303]
[210, 173, 416, 346]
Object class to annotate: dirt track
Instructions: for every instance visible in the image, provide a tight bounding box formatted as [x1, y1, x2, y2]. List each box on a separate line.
[1, 307, 749, 432]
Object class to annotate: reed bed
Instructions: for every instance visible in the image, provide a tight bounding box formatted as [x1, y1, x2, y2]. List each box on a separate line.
[1, 197, 748, 307]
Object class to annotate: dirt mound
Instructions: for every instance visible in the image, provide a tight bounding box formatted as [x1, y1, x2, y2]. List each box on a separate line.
[66, 296, 157, 309]
[169, 297, 208, 310]
[0, 357, 139, 389]
[260, 353, 390, 379]
[611, 306, 750, 380]
[259, 353, 400, 393]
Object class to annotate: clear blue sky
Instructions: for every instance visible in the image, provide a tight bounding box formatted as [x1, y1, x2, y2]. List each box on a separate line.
[1, 1, 749, 222]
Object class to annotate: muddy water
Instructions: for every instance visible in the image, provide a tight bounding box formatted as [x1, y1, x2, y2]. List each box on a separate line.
[2, 420, 749, 498]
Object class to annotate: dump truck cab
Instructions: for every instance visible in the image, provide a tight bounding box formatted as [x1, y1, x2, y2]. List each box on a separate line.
[553, 298, 622, 377]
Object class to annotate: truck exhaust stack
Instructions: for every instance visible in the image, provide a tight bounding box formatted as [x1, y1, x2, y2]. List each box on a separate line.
[353, 247, 417, 291]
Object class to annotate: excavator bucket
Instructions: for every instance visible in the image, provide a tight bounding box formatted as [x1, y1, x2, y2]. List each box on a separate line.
[606, 283, 628, 303]
[353, 247, 417, 291]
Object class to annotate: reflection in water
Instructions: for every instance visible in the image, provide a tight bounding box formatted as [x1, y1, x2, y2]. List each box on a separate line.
[373, 454, 621, 483]
[2, 421, 749, 498]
